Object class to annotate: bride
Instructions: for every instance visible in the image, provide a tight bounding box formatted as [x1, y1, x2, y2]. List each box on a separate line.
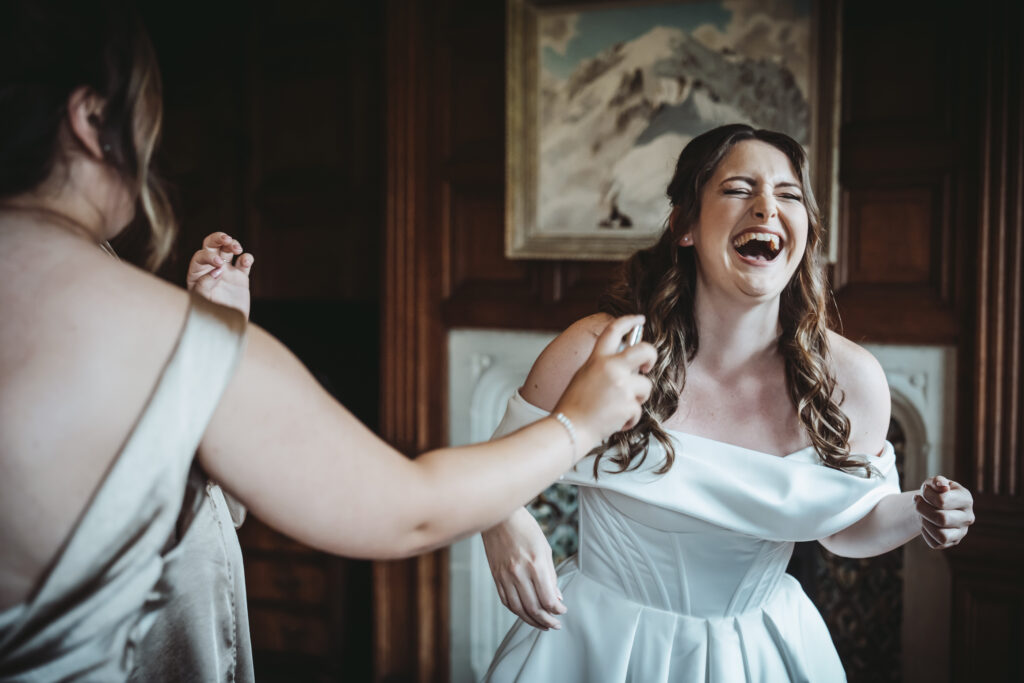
[481, 125, 975, 682]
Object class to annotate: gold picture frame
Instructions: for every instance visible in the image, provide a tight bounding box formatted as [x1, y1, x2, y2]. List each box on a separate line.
[506, 0, 842, 261]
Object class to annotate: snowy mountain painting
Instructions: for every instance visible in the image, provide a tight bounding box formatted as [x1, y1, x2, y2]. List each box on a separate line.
[535, 0, 812, 240]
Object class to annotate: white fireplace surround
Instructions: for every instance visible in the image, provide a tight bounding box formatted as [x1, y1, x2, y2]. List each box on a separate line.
[447, 329, 955, 683]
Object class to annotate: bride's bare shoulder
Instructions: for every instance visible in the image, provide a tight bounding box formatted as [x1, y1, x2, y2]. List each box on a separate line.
[826, 330, 891, 456]
[520, 313, 613, 411]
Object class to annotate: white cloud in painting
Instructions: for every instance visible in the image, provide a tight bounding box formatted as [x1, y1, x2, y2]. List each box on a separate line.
[692, 0, 810, 98]
[539, 13, 579, 56]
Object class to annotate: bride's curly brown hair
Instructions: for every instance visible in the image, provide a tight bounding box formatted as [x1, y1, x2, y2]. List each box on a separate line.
[593, 124, 873, 478]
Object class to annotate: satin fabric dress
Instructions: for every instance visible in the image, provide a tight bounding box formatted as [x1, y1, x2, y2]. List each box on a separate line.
[483, 392, 900, 683]
[0, 296, 254, 682]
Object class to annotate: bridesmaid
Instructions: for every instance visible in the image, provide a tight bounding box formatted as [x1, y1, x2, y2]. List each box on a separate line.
[0, 1, 656, 679]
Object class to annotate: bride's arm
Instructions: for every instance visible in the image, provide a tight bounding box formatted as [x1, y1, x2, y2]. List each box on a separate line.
[481, 314, 616, 629]
[198, 314, 654, 560]
[819, 480, 974, 557]
[817, 334, 974, 556]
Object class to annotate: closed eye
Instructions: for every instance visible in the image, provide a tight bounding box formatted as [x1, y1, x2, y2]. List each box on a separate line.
[723, 189, 751, 196]
[777, 193, 803, 201]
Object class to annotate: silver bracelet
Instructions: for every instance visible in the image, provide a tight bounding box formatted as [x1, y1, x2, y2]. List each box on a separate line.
[553, 412, 578, 464]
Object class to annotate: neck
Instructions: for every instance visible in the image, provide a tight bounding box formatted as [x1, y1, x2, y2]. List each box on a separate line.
[0, 172, 110, 245]
[691, 281, 781, 374]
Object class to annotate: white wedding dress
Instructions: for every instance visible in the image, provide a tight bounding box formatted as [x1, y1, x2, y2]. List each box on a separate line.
[483, 392, 900, 683]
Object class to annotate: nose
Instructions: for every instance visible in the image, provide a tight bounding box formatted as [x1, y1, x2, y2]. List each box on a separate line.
[753, 194, 777, 221]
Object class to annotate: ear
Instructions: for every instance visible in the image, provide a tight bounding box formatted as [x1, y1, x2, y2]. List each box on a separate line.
[670, 205, 693, 246]
[66, 87, 107, 160]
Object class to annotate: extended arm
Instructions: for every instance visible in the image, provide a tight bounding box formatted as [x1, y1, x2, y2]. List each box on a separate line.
[820, 477, 974, 557]
[818, 335, 974, 557]
[199, 314, 654, 560]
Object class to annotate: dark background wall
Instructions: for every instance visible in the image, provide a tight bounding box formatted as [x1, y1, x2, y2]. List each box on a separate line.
[126, 0, 1021, 681]
[132, 1, 385, 680]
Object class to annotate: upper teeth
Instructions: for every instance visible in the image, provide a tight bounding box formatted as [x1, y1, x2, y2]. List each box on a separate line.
[733, 232, 780, 252]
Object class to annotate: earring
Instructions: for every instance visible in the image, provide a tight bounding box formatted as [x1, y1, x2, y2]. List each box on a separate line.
[680, 234, 693, 245]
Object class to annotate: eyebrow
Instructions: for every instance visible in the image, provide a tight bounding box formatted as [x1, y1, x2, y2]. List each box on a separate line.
[720, 175, 803, 189]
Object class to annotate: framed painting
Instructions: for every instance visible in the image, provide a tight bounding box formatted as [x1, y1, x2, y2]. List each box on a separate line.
[506, 0, 842, 261]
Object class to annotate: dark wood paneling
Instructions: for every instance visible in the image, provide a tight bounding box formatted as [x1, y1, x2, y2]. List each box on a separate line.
[835, 1, 964, 344]
[842, 9, 951, 135]
[139, 3, 383, 680]
[953, 568, 1024, 683]
[951, 1, 1024, 681]
[969, 0, 1024, 498]
[374, 2, 449, 681]
[845, 187, 936, 284]
[244, 3, 383, 303]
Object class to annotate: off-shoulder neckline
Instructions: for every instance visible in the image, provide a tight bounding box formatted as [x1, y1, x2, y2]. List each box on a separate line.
[660, 428, 816, 459]
[509, 390, 888, 460]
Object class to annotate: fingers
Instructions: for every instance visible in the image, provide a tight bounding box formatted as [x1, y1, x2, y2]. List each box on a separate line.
[236, 253, 254, 277]
[619, 340, 658, 374]
[499, 581, 541, 629]
[201, 232, 245, 265]
[919, 520, 946, 549]
[191, 271, 220, 298]
[494, 562, 564, 630]
[188, 249, 253, 283]
[919, 478, 973, 512]
[594, 315, 646, 356]
[920, 518, 967, 548]
[629, 367, 654, 402]
[914, 495, 974, 528]
[515, 564, 562, 629]
[915, 476, 975, 550]
[530, 557, 566, 618]
[202, 231, 232, 250]
[509, 579, 559, 630]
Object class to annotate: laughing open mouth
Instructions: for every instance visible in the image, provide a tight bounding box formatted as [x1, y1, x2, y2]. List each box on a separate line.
[732, 232, 782, 262]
